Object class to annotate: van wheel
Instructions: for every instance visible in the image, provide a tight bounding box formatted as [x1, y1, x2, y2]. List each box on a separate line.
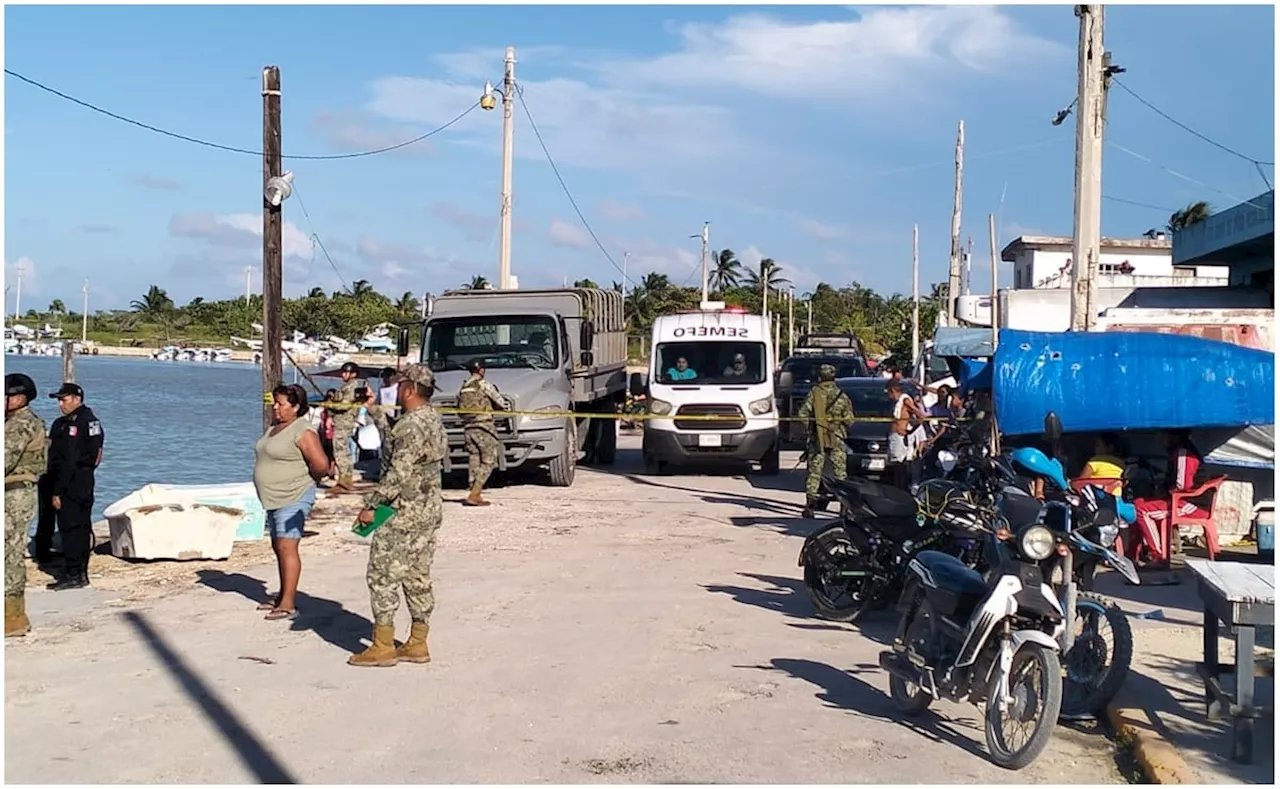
[549, 423, 577, 487]
[758, 444, 781, 475]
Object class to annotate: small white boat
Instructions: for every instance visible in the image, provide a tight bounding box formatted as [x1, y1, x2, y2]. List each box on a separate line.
[103, 482, 268, 560]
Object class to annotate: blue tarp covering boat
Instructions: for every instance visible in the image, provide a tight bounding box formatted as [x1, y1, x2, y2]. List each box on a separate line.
[933, 327, 996, 359]
[993, 329, 1275, 436]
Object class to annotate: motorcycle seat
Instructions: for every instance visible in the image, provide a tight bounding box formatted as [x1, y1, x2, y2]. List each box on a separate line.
[915, 550, 987, 598]
[826, 475, 918, 520]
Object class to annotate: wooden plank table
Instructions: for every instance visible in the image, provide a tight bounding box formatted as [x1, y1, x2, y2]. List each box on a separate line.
[1185, 559, 1275, 764]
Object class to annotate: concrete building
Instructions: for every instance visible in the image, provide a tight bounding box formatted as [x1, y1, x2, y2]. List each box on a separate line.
[1172, 189, 1274, 295]
[1000, 234, 1229, 290]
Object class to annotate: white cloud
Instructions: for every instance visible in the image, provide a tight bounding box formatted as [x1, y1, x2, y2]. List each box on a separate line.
[600, 198, 647, 221]
[169, 212, 314, 260]
[131, 173, 184, 191]
[310, 109, 434, 156]
[797, 218, 847, 241]
[605, 7, 1066, 99]
[5, 256, 38, 298]
[548, 219, 592, 249]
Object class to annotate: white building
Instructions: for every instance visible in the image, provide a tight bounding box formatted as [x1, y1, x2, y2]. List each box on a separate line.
[1000, 234, 1229, 290]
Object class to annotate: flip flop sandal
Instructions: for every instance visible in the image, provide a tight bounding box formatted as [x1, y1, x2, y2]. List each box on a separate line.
[264, 609, 297, 621]
[256, 599, 279, 611]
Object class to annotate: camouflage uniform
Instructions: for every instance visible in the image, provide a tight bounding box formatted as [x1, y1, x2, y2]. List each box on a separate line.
[797, 366, 855, 514]
[458, 373, 505, 502]
[331, 378, 362, 486]
[6, 404, 46, 633]
[350, 364, 447, 667]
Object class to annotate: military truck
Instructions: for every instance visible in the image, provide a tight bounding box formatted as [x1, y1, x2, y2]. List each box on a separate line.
[416, 287, 627, 486]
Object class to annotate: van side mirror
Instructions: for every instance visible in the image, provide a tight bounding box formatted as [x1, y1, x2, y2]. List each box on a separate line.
[396, 327, 411, 358]
[580, 321, 595, 352]
[629, 372, 647, 397]
[579, 351, 594, 368]
[1043, 412, 1063, 444]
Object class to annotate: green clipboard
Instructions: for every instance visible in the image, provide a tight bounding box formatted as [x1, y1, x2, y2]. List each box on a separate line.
[353, 505, 396, 538]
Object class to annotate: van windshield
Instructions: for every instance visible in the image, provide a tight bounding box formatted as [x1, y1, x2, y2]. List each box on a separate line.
[424, 316, 559, 371]
[656, 341, 767, 385]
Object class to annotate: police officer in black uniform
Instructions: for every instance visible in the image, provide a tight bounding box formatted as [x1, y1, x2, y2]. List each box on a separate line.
[46, 383, 104, 590]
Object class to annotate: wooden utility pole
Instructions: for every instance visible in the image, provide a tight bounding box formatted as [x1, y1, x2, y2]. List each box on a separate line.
[946, 120, 965, 324]
[988, 213, 999, 350]
[1070, 6, 1106, 332]
[261, 65, 284, 431]
[911, 224, 920, 367]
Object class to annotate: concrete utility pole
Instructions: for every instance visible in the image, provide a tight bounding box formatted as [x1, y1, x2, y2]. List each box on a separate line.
[244, 266, 252, 304]
[261, 65, 284, 431]
[498, 46, 517, 291]
[761, 263, 769, 319]
[806, 299, 812, 336]
[12, 261, 22, 324]
[698, 223, 710, 304]
[946, 120, 965, 324]
[1070, 5, 1106, 332]
[787, 287, 795, 356]
[988, 213, 999, 349]
[911, 224, 920, 368]
[622, 251, 630, 303]
[81, 280, 89, 343]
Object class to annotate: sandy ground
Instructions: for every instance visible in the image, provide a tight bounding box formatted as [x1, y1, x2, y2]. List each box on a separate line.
[5, 435, 1126, 784]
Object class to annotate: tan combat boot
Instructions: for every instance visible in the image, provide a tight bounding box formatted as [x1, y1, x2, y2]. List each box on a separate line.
[396, 621, 431, 664]
[5, 596, 30, 638]
[334, 475, 356, 492]
[464, 485, 490, 507]
[347, 625, 399, 667]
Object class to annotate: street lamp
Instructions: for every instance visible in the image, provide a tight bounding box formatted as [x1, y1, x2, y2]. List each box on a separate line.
[265, 171, 294, 207]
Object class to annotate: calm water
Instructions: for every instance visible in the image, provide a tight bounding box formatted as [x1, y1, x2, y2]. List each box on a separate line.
[5, 355, 279, 520]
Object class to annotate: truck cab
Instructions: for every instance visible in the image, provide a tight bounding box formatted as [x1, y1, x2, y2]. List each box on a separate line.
[641, 305, 780, 475]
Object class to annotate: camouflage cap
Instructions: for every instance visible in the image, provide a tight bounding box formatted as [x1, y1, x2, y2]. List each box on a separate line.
[818, 363, 838, 380]
[395, 363, 435, 388]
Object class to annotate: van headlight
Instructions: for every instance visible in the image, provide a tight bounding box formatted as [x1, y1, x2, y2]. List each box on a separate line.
[749, 397, 773, 415]
[649, 399, 673, 416]
[1019, 525, 1056, 561]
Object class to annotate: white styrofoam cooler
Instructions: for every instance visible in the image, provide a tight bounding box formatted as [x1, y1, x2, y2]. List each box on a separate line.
[103, 483, 260, 561]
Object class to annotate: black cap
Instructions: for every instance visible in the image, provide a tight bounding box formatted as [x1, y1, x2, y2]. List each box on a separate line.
[466, 359, 485, 373]
[50, 382, 84, 399]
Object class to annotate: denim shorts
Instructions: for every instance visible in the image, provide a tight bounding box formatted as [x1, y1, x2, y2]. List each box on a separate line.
[266, 486, 316, 540]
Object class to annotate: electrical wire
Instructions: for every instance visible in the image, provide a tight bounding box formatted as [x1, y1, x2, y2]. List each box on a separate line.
[290, 183, 351, 295]
[513, 84, 635, 288]
[1101, 195, 1176, 213]
[4, 68, 480, 160]
[1112, 78, 1274, 174]
[1107, 141, 1272, 212]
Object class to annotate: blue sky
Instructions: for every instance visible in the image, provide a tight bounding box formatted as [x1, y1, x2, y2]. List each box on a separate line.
[4, 3, 1275, 312]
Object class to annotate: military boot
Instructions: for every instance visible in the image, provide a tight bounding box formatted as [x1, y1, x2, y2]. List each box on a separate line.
[395, 621, 431, 664]
[464, 485, 489, 507]
[5, 596, 30, 638]
[334, 475, 355, 492]
[347, 625, 399, 667]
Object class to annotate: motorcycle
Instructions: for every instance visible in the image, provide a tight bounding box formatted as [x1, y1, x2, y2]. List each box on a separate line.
[799, 472, 989, 623]
[878, 519, 1066, 770]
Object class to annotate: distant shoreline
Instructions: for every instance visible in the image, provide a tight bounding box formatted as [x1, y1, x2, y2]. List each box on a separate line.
[79, 344, 419, 369]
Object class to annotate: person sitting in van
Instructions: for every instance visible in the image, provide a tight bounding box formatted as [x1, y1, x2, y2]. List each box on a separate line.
[722, 353, 750, 379]
[667, 357, 697, 381]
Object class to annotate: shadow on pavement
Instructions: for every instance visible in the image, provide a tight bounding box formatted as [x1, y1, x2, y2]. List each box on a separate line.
[703, 572, 896, 645]
[749, 656, 989, 762]
[195, 570, 372, 655]
[122, 610, 298, 784]
[625, 473, 805, 515]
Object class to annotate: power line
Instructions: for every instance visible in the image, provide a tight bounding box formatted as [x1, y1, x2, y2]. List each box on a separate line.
[513, 84, 634, 287]
[1107, 140, 1272, 211]
[1102, 195, 1175, 213]
[4, 68, 479, 160]
[290, 184, 351, 294]
[1112, 78, 1275, 177]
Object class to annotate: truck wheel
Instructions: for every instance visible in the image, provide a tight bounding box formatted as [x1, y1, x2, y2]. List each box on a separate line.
[581, 418, 600, 465]
[549, 423, 577, 487]
[595, 416, 618, 465]
[758, 443, 781, 476]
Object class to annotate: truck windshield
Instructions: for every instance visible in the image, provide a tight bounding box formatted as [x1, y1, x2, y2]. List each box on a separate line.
[781, 358, 866, 383]
[655, 341, 767, 385]
[424, 316, 559, 371]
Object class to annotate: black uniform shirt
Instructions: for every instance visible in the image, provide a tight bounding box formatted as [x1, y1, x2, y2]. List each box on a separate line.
[48, 405, 104, 499]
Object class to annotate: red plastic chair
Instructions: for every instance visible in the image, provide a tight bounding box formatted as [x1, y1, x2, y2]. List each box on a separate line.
[1169, 475, 1227, 561]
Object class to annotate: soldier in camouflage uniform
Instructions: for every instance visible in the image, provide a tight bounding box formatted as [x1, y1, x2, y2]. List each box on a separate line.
[349, 363, 448, 667]
[5, 373, 47, 637]
[797, 364, 855, 518]
[458, 360, 507, 507]
[330, 361, 364, 490]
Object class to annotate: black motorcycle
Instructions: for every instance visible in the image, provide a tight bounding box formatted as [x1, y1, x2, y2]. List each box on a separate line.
[879, 521, 1066, 771]
[799, 473, 988, 623]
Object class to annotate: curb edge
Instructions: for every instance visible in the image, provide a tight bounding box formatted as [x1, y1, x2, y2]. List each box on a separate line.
[1106, 704, 1197, 784]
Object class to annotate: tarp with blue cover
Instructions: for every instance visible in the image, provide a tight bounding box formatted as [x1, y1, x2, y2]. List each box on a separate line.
[993, 329, 1275, 436]
[933, 327, 996, 359]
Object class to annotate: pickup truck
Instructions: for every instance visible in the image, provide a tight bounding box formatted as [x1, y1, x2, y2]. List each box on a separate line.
[417, 287, 627, 487]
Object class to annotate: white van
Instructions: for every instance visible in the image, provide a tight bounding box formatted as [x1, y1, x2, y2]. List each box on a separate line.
[641, 305, 780, 474]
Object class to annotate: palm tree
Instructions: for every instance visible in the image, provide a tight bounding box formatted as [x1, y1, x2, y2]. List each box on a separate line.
[610, 281, 624, 293]
[465, 275, 490, 290]
[350, 279, 376, 298]
[710, 249, 743, 292]
[573, 278, 599, 289]
[743, 258, 789, 296]
[130, 285, 174, 316]
[395, 291, 420, 315]
[47, 299, 66, 315]
[185, 296, 205, 309]
[1167, 201, 1212, 233]
[307, 287, 326, 299]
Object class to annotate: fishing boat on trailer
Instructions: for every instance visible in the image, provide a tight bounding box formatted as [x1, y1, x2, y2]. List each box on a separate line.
[103, 482, 267, 561]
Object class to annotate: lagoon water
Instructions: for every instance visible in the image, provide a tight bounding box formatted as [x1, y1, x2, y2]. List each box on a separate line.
[5, 355, 273, 520]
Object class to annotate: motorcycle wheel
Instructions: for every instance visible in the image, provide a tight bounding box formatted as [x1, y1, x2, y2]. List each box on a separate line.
[889, 611, 933, 715]
[984, 643, 1063, 771]
[802, 524, 874, 623]
[1060, 592, 1133, 720]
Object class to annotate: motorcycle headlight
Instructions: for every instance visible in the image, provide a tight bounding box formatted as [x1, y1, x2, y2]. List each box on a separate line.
[649, 399, 673, 416]
[1019, 525, 1056, 561]
[749, 397, 773, 415]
